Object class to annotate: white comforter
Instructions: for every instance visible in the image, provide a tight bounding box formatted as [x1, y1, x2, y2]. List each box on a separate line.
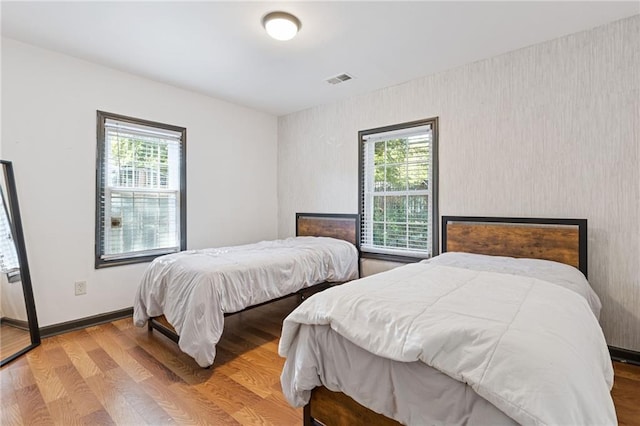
[134, 236, 358, 367]
[279, 253, 616, 426]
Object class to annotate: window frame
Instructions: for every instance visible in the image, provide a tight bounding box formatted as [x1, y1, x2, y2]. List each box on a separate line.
[358, 117, 439, 263]
[95, 111, 187, 269]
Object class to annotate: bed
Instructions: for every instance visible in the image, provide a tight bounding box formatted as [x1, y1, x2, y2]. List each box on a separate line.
[279, 216, 616, 426]
[133, 213, 359, 367]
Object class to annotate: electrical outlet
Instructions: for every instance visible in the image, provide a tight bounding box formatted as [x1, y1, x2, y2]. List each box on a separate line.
[74, 280, 87, 296]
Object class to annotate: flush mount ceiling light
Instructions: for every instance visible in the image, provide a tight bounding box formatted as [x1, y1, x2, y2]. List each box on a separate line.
[262, 11, 301, 41]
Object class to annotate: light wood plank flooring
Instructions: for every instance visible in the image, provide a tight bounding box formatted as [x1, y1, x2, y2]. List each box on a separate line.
[1, 297, 639, 425]
[1, 323, 32, 360]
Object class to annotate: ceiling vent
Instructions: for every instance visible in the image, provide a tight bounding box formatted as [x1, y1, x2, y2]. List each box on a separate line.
[326, 73, 354, 85]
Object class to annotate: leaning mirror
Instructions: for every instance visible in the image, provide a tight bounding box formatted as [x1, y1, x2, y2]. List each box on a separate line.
[0, 160, 40, 366]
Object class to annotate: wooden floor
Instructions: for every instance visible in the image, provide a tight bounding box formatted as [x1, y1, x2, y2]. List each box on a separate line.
[1, 323, 32, 361]
[612, 361, 640, 426]
[1, 297, 639, 425]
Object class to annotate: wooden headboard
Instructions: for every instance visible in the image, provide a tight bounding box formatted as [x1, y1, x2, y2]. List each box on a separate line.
[441, 216, 588, 277]
[296, 213, 359, 249]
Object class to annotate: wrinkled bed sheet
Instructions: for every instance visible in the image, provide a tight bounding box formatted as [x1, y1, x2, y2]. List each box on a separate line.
[134, 236, 358, 367]
[280, 253, 615, 426]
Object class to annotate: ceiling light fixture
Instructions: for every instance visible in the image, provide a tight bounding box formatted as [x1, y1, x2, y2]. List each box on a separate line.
[262, 11, 301, 41]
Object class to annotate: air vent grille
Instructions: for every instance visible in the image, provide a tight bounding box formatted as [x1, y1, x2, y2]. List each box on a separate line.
[326, 73, 354, 85]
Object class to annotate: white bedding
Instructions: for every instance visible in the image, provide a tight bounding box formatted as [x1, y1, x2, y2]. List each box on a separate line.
[279, 253, 616, 426]
[133, 236, 358, 367]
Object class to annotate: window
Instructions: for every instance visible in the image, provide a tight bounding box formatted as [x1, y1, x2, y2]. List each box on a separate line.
[95, 111, 186, 268]
[359, 118, 438, 260]
[0, 189, 19, 275]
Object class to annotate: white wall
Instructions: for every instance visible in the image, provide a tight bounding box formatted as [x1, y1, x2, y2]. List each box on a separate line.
[1, 38, 279, 327]
[278, 16, 640, 351]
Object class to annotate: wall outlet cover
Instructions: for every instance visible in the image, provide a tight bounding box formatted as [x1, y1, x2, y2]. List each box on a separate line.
[74, 281, 87, 296]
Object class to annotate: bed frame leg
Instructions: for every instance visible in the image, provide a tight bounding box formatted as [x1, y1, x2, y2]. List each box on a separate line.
[303, 403, 312, 426]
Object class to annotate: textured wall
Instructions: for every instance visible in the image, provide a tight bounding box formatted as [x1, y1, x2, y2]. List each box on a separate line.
[278, 16, 640, 351]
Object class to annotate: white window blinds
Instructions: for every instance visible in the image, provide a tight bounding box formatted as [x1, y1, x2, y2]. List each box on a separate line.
[97, 116, 184, 263]
[0, 191, 19, 273]
[360, 123, 434, 257]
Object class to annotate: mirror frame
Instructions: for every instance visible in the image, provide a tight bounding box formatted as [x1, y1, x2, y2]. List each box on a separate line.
[0, 159, 40, 366]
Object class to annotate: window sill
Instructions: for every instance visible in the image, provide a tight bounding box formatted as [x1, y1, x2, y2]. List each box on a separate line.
[95, 252, 173, 269]
[360, 251, 432, 264]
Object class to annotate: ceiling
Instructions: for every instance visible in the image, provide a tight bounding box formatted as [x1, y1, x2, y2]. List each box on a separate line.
[2, 2, 638, 116]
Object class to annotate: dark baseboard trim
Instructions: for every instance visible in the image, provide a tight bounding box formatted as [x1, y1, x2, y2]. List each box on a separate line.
[40, 307, 133, 338]
[609, 345, 640, 366]
[0, 316, 30, 331]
